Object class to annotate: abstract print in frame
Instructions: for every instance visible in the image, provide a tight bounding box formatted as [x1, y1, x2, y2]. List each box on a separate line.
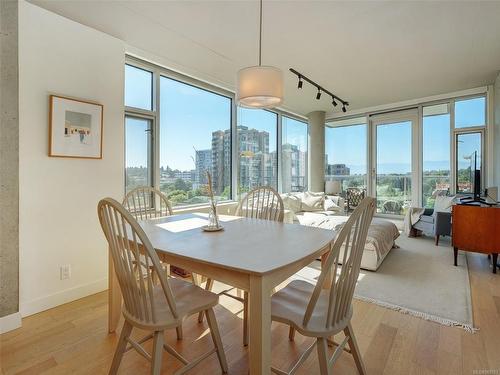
[49, 95, 103, 159]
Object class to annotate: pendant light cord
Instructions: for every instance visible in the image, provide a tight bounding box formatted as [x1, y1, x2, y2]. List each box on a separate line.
[259, 0, 262, 66]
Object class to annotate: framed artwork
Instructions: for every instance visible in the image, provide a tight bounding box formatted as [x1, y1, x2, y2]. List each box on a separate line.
[49, 95, 104, 159]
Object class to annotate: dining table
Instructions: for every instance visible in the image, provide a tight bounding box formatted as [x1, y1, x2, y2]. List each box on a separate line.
[107, 212, 334, 375]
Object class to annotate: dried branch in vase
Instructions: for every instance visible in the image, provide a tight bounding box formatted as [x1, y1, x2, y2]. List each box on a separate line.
[206, 170, 220, 228]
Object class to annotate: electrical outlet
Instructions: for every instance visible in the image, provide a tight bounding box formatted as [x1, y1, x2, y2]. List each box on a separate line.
[60, 265, 71, 280]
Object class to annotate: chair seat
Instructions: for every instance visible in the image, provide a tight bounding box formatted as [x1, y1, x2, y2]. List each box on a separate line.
[271, 280, 352, 338]
[124, 277, 219, 330]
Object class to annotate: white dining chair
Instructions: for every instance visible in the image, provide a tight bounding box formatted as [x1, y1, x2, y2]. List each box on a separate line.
[270, 197, 375, 375]
[98, 198, 228, 375]
[235, 185, 285, 222]
[122, 186, 173, 220]
[199, 185, 285, 346]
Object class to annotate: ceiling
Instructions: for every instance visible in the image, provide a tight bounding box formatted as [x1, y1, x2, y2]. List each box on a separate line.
[30, 0, 500, 117]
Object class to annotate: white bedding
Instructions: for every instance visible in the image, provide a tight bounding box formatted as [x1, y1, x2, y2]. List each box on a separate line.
[295, 212, 400, 269]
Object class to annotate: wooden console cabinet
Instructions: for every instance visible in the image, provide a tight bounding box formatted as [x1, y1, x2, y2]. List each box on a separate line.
[452, 204, 500, 274]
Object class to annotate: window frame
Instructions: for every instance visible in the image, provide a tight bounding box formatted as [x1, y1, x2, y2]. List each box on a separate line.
[124, 113, 155, 193]
[124, 56, 308, 205]
[421, 102, 451, 207]
[325, 116, 369, 194]
[158, 74, 234, 206]
[325, 91, 488, 210]
[281, 115, 309, 193]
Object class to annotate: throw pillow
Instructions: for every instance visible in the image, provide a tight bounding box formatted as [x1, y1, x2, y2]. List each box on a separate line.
[434, 195, 455, 212]
[301, 191, 325, 212]
[324, 198, 341, 212]
[280, 193, 302, 213]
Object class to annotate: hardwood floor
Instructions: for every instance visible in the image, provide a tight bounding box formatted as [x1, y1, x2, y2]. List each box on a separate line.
[1, 251, 499, 375]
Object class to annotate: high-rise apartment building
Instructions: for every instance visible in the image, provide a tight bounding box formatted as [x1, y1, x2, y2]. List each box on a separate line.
[195, 149, 212, 187]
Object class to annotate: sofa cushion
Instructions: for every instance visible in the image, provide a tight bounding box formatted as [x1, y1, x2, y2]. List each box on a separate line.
[301, 191, 325, 212]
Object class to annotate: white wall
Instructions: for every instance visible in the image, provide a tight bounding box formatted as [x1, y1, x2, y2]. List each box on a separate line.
[18, 1, 125, 316]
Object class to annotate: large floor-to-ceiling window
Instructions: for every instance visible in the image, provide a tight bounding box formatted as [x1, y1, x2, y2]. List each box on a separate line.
[124, 58, 308, 205]
[422, 103, 451, 207]
[124, 64, 154, 193]
[237, 108, 278, 193]
[454, 97, 486, 194]
[282, 116, 308, 193]
[325, 117, 367, 193]
[325, 93, 488, 215]
[159, 77, 232, 206]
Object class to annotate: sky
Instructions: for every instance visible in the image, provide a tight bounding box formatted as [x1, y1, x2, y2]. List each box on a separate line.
[125, 64, 485, 174]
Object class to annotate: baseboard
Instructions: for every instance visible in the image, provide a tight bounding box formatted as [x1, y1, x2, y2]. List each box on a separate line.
[20, 277, 108, 317]
[0, 312, 22, 334]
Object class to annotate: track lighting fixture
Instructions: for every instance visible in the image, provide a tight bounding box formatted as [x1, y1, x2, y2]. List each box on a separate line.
[289, 68, 349, 113]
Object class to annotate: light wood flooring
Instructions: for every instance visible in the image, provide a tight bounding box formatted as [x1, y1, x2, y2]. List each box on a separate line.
[1, 251, 499, 375]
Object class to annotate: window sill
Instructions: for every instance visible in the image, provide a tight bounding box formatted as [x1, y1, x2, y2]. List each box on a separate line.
[172, 201, 239, 215]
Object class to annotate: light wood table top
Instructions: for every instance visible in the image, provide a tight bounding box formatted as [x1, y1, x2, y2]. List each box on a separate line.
[108, 212, 334, 375]
[139, 213, 335, 275]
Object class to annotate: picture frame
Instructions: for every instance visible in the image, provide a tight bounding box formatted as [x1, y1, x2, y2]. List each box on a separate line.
[49, 95, 104, 159]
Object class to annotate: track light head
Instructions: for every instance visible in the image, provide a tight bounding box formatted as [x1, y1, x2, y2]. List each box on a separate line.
[332, 98, 337, 107]
[316, 89, 321, 100]
[298, 77, 303, 89]
[342, 104, 347, 113]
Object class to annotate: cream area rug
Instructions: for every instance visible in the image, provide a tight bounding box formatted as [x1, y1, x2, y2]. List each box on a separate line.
[294, 235, 475, 332]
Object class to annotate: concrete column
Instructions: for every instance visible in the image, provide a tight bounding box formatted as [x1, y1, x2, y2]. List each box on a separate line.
[307, 111, 326, 192]
[494, 73, 500, 188]
[0, 0, 20, 321]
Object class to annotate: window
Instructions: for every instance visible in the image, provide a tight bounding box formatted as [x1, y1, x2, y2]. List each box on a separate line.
[159, 77, 232, 206]
[375, 120, 413, 215]
[453, 96, 486, 194]
[282, 116, 308, 192]
[422, 103, 451, 207]
[325, 117, 367, 194]
[456, 132, 482, 193]
[455, 97, 486, 128]
[125, 64, 153, 111]
[125, 116, 153, 193]
[237, 108, 278, 193]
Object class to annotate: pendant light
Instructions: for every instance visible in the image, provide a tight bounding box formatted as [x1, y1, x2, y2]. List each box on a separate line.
[236, 0, 283, 108]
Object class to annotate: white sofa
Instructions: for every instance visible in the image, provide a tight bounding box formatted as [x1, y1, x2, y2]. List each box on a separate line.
[280, 191, 399, 271]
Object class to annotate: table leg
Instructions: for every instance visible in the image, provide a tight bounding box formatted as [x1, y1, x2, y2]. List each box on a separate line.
[453, 247, 458, 267]
[492, 253, 498, 274]
[248, 275, 271, 375]
[108, 249, 122, 333]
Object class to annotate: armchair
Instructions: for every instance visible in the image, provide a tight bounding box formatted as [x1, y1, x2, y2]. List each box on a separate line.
[412, 208, 452, 246]
[346, 187, 365, 212]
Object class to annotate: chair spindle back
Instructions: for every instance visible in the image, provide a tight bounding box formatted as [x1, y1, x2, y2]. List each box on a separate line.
[236, 186, 284, 222]
[98, 198, 178, 325]
[303, 197, 375, 329]
[123, 187, 173, 221]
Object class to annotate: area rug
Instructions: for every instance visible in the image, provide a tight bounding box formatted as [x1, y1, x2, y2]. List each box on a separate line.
[294, 235, 476, 332]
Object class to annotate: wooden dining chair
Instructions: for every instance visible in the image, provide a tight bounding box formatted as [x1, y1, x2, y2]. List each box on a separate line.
[198, 185, 285, 346]
[270, 197, 375, 375]
[235, 185, 285, 222]
[123, 186, 173, 220]
[98, 198, 228, 375]
[123, 187, 174, 290]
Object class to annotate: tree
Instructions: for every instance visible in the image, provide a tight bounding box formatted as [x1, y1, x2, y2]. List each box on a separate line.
[174, 178, 191, 191]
